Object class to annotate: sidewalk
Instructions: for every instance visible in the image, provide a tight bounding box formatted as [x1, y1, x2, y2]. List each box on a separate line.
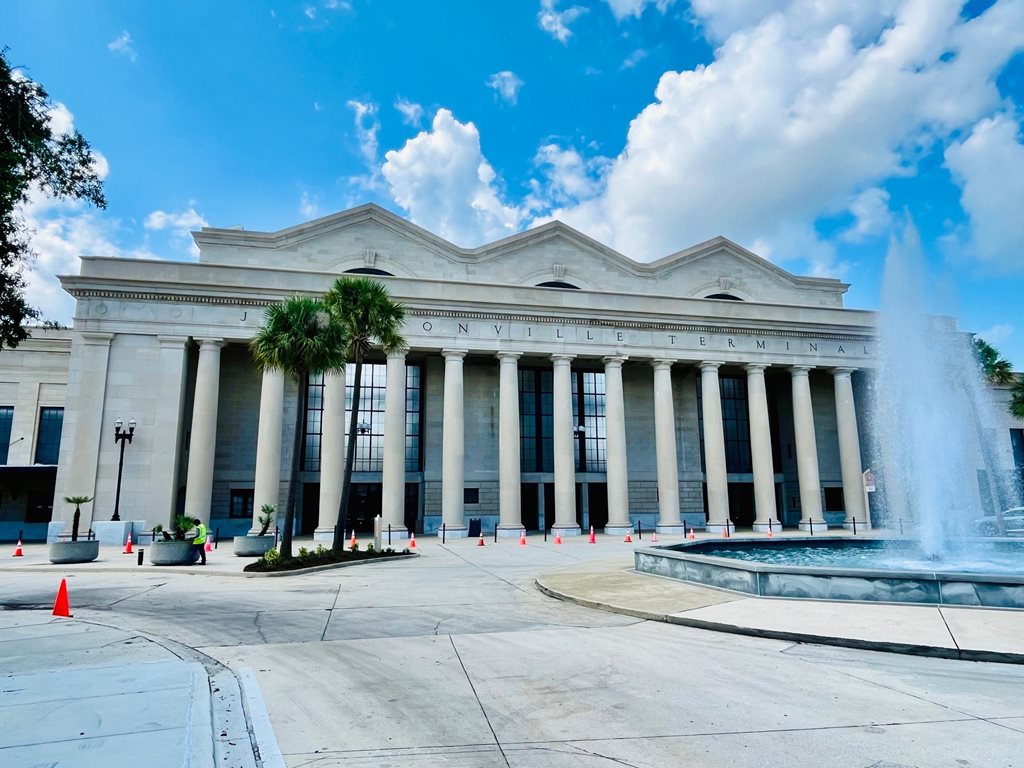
[536, 558, 1024, 664]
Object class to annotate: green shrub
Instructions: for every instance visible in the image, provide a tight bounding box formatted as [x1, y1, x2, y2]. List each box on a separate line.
[262, 548, 281, 567]
[297, 546, 310, 558]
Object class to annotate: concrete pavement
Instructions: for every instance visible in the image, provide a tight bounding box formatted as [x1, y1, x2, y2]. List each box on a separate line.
[2, 532, 1024, 766]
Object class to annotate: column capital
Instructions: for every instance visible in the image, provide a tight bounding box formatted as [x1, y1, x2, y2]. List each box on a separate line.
[789, 364, 813, 375]
[832, 367, 856, 378]
[194, 337, 227, 350]
[387, 349, 407, 361]
[496, 351, 523, 363]
[744, 363, 769, 374]
[551, 353, 575, 364]
[441, 348, 467, 360]
[602, 354, 628, 367]
[80, 332, 114, 346]
[699, 361, 724, 373]
[651, 359, 675, 371]
[157, 335, 189, 349]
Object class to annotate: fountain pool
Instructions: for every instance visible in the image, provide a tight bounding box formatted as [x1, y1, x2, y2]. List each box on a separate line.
[634, 538, 1024, 608]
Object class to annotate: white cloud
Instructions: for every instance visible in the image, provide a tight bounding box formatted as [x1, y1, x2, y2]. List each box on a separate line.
[145, 205, 208, 257]
[346, 99, 384, 193]
[842, 187, 893, 242]
[621, 49, 649, 69]
[107, 31, 137, 62]
[304, 6, 317, 19]
[539, 0, 1024, 273]
[381, 109, 523, 246]
[538, 0, 588, 44]
[313, 101, 321, 112]
[299, 191, 319, 219]
[394, 97, 424, 126]
[977, 322, 1014, 346]
[528, 143, 609, 210]
[604, 0, 674, 22]
[944, 113, 1024, 272]
[487, 71, 524, 105]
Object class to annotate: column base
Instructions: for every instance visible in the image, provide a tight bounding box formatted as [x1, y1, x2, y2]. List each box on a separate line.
[440, 525, 469, 539]
[313, 527, 337, 542]
[551, 524, 582, 536]
[752, 520, 781, 533]
[497, 525, 525, 538]
[705, 522, 736, 535]
[841, 519, 868, 531]
[798, 520, 829, 532]
[656, 524, 686, 534]
[604, 523, 634, 536]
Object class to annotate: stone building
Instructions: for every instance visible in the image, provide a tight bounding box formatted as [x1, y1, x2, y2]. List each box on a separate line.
[1, 204, 1021, 542]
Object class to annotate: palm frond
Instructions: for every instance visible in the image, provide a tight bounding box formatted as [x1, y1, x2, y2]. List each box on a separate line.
[250, 296, 348, 381]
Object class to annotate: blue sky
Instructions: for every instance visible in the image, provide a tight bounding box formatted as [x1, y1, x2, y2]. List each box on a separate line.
[4, 0, 1024, 365]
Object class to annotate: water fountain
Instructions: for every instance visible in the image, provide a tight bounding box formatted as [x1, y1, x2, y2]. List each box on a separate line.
[634, 224, 1024, 607]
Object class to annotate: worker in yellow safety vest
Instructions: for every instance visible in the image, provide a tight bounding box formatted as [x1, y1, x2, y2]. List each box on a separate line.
[191, 518, 208, 565]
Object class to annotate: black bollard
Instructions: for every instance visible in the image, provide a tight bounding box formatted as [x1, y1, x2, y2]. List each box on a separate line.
[852, 518, 857, 536]
[899, 518, 904, 535]
[442, 523, 446, 544]
[214, 527, 220, 549]
[768, 518, 773, 536]
[18, 528, 22, 543]
[494, 525, 498, 543]
[388, 524, 392, 546]
[809, 518, 814, 536]
[637, 521, 642, 540]
[137, 548, 144, 566]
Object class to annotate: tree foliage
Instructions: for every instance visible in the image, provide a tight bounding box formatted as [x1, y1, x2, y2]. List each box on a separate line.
[1011, 377, 1024, 420]
[972, 335, 1014, 385]
[251, 296, 347, 559]
[323, 277, 407, 551]
[1, 49, 106, 349]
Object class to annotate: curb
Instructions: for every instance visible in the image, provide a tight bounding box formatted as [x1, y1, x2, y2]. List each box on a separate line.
[241, 552, 420, 577]
[535, 578, 1024, 666]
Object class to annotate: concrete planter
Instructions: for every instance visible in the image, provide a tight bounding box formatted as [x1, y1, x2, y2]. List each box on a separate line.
[233, 535, 276, 557]
[149, 540, 197, 566]
[48, 540, 100, 564]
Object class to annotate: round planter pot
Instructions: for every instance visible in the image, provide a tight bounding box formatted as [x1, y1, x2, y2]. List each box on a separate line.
[233, 535, 276, 557]
[48, 540, 100, 564]
[150, 540, 197, 566]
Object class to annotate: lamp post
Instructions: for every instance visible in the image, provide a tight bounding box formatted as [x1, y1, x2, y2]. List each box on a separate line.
[112, 417, 136, 522]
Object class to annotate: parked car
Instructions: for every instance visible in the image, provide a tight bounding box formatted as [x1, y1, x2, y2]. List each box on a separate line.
[972, 507, 1024, 536]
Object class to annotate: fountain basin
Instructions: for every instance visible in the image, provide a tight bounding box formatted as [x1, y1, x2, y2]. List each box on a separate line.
[634, 537, 1024, 608]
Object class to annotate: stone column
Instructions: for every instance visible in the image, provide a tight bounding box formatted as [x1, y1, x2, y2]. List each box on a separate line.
[746, 364, 779, 532]
[184, 339, 226, 525]
[551, 354, 580, 535]
[497, 352, 523, 537]
[652, 360, 683, 533]
[603, 355, 632, 535]
[151, 336, 190, 527]
[791, 366, 826, 530]
[441, 350, 468, 537]
[381, 351, 408, 538]
[701, 362, 733, 534]
[833, 368, 867, 529]
[52, 332, 113, 538]
[315, 372, 346, 541]
[251, 367, 284, 533]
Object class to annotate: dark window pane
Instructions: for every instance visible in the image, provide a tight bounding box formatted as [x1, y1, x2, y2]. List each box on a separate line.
[34, 408, 64, 465]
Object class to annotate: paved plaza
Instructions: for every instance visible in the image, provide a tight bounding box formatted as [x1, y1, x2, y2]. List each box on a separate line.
[2, 533, 1024, 767]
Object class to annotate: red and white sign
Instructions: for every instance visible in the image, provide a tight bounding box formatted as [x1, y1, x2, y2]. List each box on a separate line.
[863, 470, 876, 493]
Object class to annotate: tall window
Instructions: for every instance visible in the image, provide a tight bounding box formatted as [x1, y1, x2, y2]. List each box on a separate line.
[519, 368, 606, 472]
[34, 407, 64, 465]
[697, 375, 752, 474]
[1012, 429, 1024, 489]
[0, 406, 12, 464]
[303, 363, 422, 473]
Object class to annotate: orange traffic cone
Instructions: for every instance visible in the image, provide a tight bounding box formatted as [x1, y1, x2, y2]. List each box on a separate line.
[688, 528, 696, 540]
[554, 531, 563, 545]
[477, 532, 485, 547]
[204, 539, 212, 552]
[409, 532, 417, 549]
[13, 538, 23, 557]
[722, 526, 730, 539]
[349, 530, 357, 549]
[588, 525, 597, 544]
[52, 578, 71, 618]
[651, 531, 659, 543]
[519, 529, 527, 546]
[766, 525, 773, 538]
[624, 532, 633, 543]
[124, 533, 133, 554]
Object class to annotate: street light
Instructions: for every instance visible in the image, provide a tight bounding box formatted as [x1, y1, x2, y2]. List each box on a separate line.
[356, 421, 371, 435]
[112, 417, 136, 521]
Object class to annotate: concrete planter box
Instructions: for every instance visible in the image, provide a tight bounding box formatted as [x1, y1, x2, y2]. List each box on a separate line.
[149, 540, 196, 566]
[233, 535, 276, 557]
[48, 540, 100, 564]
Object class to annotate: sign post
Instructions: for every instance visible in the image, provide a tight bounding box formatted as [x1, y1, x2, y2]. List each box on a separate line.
[862, 469, 876, 531]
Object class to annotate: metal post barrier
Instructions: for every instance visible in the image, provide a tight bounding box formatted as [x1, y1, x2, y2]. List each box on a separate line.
[18, 529, 22, 543]
[768, 518, 773, 535]
[494, 525, 497, 543]
[215, 527, 220, 549]
[388, 524, 392, 546]
[137, 548, 144, 566]
[637, 521, 642, 540]
[899, 518, 904, 536]
[543, 527, 547, 542]
[852, 518, 857, 536]
[809, 518, 814, 536]
[442, 523, 446, 544]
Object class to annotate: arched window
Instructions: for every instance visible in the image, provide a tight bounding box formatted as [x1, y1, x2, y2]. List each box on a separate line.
[537, 281, 579, 289]
[345, 267, 394, 276]
[705, 293, 743, 301]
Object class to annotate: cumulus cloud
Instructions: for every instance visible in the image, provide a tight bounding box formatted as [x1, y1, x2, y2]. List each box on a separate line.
[487, 71, 524, 105]
[842, 187, 893, 242]
[107, 31, 137, 62]
[394, 97, 424, 127]
[381, 109, 523, 246]
[145, 205, 208, 256]
[299, 190, 319, 219]
[604, 0, 674, 22]
[347, 99, 380, 168]
[944, 113, 1024, 272]
[621, 49, 648, 69]
[540, 0, 1024, 272]
[977, 322, 1014, 346]
[538, 0, 587, 44]
[528, 143, 609, 210]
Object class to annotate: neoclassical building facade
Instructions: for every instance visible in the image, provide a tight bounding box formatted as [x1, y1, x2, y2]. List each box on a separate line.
[2, 204, 1019, 542]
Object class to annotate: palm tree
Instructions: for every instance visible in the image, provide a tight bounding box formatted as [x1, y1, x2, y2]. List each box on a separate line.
[63, 495, 93, 541]
[250, 296, 347, 559]
[973, 336, 1014, 384]
[1011, 376, 1024, 420]
[323, 277, 407, 552]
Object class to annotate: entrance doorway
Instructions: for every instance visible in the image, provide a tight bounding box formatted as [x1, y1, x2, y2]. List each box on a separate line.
[521, 483, 539, 531]
[349, 483, 382, 533]
[728, 483, 755, 527]
[586, 482, 608, 530]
